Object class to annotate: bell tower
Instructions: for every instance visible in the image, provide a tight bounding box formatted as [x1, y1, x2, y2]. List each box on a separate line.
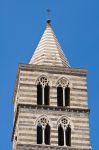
[12, 20, 92, 150]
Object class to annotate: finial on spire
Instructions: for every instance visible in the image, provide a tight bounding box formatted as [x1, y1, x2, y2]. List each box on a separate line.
[46, 9, 51, 24]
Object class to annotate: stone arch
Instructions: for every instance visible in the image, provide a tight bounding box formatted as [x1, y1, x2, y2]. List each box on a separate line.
[56, 77, 72, 107]
[56, 77, 72, 88]
[35, 114, 53, 127]
[35, 74, 50, 86]
[36, 75, 50, 105]
[56, 116, 74, 129]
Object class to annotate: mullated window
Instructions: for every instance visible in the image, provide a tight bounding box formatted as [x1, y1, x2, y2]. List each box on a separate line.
[57, 78, 70, 107]
[37, 124, 42, 144]
[66, 126, 71, 146]
[37, 84, 42, 105]
[65, 87, 70, 106]
[57, 87, 63, 106]
[58, 125, 64, 146]
[37, 118, 50, 145]
[37, 76, 50, 105]
[45, 124, 50, 145]
[58, 118, 71, 146]
[44, 85, 50, 105]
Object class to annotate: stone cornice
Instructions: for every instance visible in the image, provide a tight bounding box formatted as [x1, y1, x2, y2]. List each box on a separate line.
[18, 104, 90, 113]
[16, 143, 92, 150]
[19, 64, 88, 75]
[12, 104, 90, 141]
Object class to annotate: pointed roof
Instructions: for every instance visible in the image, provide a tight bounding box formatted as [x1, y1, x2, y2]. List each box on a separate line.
[29, 20, 70, 68]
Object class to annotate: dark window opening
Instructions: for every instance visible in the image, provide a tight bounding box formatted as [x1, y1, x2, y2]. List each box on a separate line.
[65, 87, 70, 106]
[15, 136, 17, 141]
[58, 125, 64, 146]
[57, 87, 63, 106]
[45, 124, 50, 145]
[44, 85, 49, 105]
[37, 84, 42, 105]
[66, 126, 71, 146]
[37, 125, 42, 144]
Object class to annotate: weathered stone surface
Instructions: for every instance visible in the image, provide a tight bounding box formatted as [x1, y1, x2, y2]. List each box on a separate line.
[29, 22, 70, 68]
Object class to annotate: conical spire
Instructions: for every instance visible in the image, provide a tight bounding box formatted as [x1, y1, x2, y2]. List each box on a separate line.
[29, 21, 70, 68]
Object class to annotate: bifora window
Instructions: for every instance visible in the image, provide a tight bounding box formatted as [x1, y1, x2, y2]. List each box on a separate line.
[57, 77, 70, 107]
[37, 76, 50, 105]
[58, 118, 71, 146]
[37, 117, 50, 145]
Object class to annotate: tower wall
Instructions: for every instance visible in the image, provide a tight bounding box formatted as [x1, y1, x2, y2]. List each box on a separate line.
[14, 107, 91, 149]
[14, 65, 88, 109]
[12, 64, 91, 150]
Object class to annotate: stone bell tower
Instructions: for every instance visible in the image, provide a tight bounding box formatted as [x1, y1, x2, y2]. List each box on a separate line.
[12, 20, 92, 150]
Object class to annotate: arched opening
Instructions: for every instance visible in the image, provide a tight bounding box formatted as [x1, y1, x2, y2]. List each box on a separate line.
[37, 84, 42, 105]
[65, 87, 70, 106]
[45, 124, 50, 145]
[58, 125, 64, 146]
[66, 126, 71, 146]
[37, 76, 50, 106]
[37, 124, 42, 144]
[57, 87, 63, 106]
[44, 85, 50, 105]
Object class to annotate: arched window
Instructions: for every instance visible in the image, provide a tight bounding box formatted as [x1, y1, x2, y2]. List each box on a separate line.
[37, 76, 50, 105]
[45, 124, 50, 145]
[66, 125, 71, 146]
[37, 124, 42, 144]
[37, 83, 42, 105]
[58, 118, 71, 146]
[37, 117, 50, 145]
[57, 78, 70, 107]
[44, 85, 49, 105]
[58, 125, 64, 146]
[57, 87, 63, 106]
[65, 87, 70, 106]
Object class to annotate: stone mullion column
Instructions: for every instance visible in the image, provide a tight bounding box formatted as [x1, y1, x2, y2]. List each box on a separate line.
[42, 126, 45, 144]
[42, 85, 45, 105]
[63, 87, 65, 106]
[64, 127, 66, 146]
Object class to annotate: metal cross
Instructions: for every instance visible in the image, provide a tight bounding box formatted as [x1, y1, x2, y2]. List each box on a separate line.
[46, 9, 51, 20]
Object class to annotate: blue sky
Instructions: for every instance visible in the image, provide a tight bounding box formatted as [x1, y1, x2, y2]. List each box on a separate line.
[0, 0, 99, 149]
